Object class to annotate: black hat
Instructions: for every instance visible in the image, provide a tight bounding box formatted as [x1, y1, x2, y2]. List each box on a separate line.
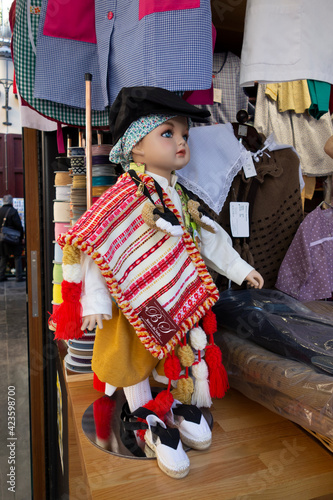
[109, 86, 211, 144]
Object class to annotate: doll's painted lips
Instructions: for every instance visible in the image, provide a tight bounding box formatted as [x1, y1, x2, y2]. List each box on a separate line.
[176, 149, 186, 156]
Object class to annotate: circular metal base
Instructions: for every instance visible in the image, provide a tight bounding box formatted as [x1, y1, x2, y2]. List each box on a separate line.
[82, 389, 213, 460]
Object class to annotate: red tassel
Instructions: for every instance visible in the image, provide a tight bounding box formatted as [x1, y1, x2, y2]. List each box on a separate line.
[50, 280, 84, 340]
[137, 390, 174, 441]
[93, 396, 115, 440]
[205, 344, 229, 398]
[93, 373, 106, 393]
[202, 309, 217, 336]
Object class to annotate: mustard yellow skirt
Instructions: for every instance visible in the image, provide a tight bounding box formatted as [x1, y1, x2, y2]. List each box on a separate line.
[91, 302, 166, 387]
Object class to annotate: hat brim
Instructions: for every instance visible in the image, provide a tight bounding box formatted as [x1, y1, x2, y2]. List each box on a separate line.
[109, 86, 211, 144]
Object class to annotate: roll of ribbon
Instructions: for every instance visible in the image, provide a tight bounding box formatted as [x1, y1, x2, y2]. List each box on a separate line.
[92, 186, 109, 197]
[55, 185, 71, 201]
[53, 201, 70, 222]
[53, 283, 62, 304]
[54, 222, 71, 240]
[68, 146, 85, 156]
[52, 263, 63, 284]
[92, 144, 112, 156]
[54, 242, 63, 262]
[72, 165, 86, 175]
[92, 175, 118, 186]
[55, 171, 71, 186]
[70, 157, 85, 167]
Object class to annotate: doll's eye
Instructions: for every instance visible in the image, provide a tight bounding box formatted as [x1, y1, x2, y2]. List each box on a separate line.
[183, 134, 189, 142]
[162, 130, 173, 138]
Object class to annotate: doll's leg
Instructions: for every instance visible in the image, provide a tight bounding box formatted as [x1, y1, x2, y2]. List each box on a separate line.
[105, 383, 117, 397]
[123, 377, 152, 412]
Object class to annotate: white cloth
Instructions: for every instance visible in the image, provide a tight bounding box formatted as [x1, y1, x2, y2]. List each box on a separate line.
[240, 0, 333, 87]
[81, 171, 253, 316]
[177, 123, 247, 214]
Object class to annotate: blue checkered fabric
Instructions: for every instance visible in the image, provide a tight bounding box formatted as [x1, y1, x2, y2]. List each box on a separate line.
[34, 0, 212, 111]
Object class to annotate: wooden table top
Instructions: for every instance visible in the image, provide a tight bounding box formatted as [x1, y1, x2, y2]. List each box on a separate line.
[66, 372, 333, 500]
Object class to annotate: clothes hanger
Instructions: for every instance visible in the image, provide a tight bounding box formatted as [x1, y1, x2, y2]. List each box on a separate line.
[319, 200, 333, 209]
[232, 110, 264, 152]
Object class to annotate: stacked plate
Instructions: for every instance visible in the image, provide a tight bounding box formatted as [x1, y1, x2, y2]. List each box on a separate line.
[65, 331, 95, 373]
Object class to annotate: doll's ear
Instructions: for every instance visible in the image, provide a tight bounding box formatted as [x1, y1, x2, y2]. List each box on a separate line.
[131, 140, 145, 157]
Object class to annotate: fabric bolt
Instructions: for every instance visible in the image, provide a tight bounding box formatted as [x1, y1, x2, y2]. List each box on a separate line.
[240, 0, 333, 86]
[254, 84, 333, 176]
[194, 52, 249, 126]
[265, 81, 311, 114]
[307, 80, 331, 120]
[55, 186, 71, 202]
[13, 0, 109, 127]
[54, 242, 63, 262]
[54, 222, 71, 240]
[53, 263, 63, 284]
[276, 206, 333, 301]
[54, 171, 71, 186]
[53, 201, 70, 222]
[177, 123, 247, 214]
[34, 0, 213, 110]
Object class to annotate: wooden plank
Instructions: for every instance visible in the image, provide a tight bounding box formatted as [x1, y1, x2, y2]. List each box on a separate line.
[66, 378, 333, 500]
[23, 127, 46, 499]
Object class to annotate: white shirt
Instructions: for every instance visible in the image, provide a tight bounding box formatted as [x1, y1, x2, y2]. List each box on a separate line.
[240, 0, 333, 87]
[81, 171, 253, 317]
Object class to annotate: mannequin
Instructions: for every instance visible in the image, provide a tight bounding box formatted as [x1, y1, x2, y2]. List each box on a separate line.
[52, 87, 264, 478]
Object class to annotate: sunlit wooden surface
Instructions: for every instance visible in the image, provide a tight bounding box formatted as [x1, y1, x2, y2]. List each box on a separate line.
[66, 374, 333, 500]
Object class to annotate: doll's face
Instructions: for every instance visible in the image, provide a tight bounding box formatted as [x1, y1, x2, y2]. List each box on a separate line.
[132, 116, 190, 180]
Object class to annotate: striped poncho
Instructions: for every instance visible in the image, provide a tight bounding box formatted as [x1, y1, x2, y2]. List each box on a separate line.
[57, 171, 219, 359]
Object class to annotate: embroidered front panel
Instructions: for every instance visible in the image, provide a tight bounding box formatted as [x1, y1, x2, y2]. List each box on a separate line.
[59, 173, 219, 358]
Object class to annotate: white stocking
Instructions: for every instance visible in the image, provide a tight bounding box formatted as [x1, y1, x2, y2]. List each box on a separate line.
[123, 377, 153, 412]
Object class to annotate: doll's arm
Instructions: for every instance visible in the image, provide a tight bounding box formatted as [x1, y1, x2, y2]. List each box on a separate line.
[80, 253, 112, 330]
[200, 225, 264, 287]
[245, 270, 264, 289]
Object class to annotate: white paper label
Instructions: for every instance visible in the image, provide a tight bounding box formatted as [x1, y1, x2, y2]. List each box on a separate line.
[213, 87, 222, 103]
[243, 151, 257, 178]
[230, 202, 250, 237]
[238, 124, 248, 137]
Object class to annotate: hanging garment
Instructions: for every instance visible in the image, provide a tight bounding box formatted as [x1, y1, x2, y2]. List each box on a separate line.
[33, 0, 213, 111]
[307, 80, 331, 120]
[276, 205, 333, 301]
[198, 138, 304, 290]
[194, 52, 249, 126]
[265, 81, 311, 114]
[240, 0, 333, 87]
[12, 0, 109, 127]
[254, 84, 333, 176]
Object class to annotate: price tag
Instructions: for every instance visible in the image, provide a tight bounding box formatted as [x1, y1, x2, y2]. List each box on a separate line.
[229, 202, 250, 237]
[243, 151, 257, 178]
[213, 87, 222, 103]
[238, 124, 248, 136]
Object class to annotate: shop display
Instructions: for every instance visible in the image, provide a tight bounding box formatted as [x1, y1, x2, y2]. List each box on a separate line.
[51, 87, 264, 478]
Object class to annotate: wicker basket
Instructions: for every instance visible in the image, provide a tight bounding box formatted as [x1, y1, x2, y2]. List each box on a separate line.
[302, 427, 333, 453]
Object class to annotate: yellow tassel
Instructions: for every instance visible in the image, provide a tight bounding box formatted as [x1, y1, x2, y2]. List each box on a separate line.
[62, 243, 81, 265]
[172, 377, 194, 404]
[177, 344, 195, 367]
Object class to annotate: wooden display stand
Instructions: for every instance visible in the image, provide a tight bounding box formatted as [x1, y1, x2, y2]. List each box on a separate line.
[63, 364, 333, 499]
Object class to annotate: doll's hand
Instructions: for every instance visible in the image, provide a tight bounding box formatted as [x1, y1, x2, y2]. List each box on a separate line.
[81, 314, 112, 331]
[245, 270, 264, 289]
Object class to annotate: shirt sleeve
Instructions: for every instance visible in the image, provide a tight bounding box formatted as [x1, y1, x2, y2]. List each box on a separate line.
[80, 253, 113, 317]
[200, 224, 254, 286]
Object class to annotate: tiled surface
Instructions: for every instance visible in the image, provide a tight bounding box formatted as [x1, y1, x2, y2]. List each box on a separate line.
[0, 279, 32, 500]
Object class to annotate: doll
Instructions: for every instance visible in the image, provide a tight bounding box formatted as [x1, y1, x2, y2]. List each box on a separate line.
[52, 87, 264, 478]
